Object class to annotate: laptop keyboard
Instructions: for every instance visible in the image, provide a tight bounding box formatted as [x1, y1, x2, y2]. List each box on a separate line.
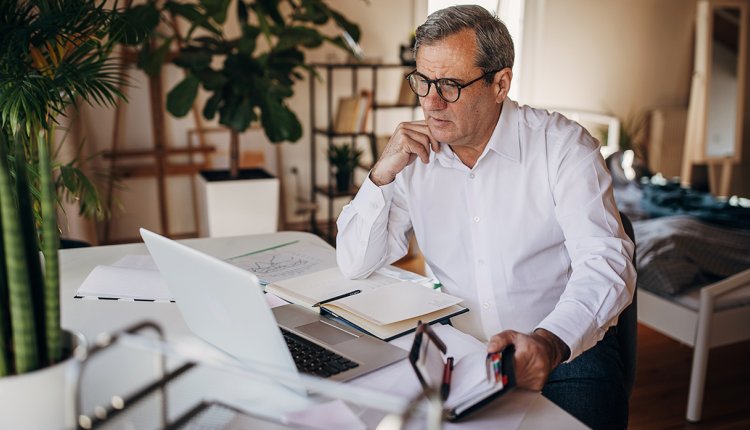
[281, 328, 359, 378]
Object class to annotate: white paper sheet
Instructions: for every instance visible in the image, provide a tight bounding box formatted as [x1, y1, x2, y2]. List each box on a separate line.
[226, 240, 337, 284]
[281, 400, 366, 430]
[76, 255, 293, 308]
[75, 258, 172, 301]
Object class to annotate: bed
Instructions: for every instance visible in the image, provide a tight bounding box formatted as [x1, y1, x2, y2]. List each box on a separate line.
[620, 184, 750, 422]
[508, 108, 749, 422]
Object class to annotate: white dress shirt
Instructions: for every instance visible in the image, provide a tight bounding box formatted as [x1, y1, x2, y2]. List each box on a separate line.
[336, 99, 636, 361]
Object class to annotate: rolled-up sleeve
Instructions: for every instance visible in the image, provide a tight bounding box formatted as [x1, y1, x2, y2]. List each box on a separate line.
[336, 175, 413, 279]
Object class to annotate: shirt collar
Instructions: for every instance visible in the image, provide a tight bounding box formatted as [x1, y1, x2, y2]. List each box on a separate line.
[488, 98, 521, 163]
[432, 98, 521, 167]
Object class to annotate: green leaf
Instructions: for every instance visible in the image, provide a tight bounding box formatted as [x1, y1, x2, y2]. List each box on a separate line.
[256, 0, 284, 26]
[110, 4, 160, 45]
[276, 26, 323, 51]
[267, 81, 293, 99]
[236, 0, 249, 23]
[260, 97, 301, 143]
[203, 92, 222, 120]
[38, 129, 61, 363]
[200, 0, 232, 24]
[165, 3, 222, 36]
[138, 37, 173, 77]
[0, 131, 39, 373]
[267, 48, 304, 81]
[223, 54, 263, 80]
[329, 9, 361, 42]
[193, 36, 223, 50]
[195, 68, 227, 91]
[166, 73, 200, 118]
[292, 0, 329, 25]
[220, 97, 256, 132]
[238, 24, 261, 56]
[59, 164, 77, 192]
[173, 49, 213, 72]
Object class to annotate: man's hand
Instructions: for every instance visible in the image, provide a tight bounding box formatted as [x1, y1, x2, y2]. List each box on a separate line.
[370, 120, 439, 186]
[487, 329, 570, 391]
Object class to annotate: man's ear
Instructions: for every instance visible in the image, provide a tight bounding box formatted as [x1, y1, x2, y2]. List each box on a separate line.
[495, 68, 512, 102]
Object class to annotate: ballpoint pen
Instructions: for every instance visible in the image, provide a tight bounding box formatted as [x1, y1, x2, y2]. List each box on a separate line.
[441, 356, 454, 401]
[312, 289, 362, 307]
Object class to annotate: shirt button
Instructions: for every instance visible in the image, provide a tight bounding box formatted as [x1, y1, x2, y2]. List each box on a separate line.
[478, 259, 485, 265]
[370, 202, 378, 209]
[482, 302, 490, 310]
[473, 216, 480, 223]
[469, 173, 475, 179]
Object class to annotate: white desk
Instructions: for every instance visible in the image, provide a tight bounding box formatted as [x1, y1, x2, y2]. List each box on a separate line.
[60, 231, 585, 429]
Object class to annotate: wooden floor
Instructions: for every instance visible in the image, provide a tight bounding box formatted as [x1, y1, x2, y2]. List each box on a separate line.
[630, 325, 750, 430]
[392, 255, 750, 429]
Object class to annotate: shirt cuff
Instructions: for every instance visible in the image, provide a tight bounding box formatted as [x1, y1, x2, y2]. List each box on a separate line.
[350, 174, 395, 224]
[535, 301, 605, 362]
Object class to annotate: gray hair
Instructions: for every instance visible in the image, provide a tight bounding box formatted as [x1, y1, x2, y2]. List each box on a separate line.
[414, 5, 514, 83]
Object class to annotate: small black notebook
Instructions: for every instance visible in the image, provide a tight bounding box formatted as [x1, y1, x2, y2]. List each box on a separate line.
[409, 322, 516, 421]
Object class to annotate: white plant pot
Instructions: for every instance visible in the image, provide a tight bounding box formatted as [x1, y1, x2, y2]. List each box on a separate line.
[197, 168, 280, 238]
[0, 330, 85, 430]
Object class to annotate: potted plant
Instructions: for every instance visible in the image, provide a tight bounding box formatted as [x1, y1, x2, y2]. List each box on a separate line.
[133, 0, 361, 236]
[600, 113, 651, 185]
[328, 142, 363, 192]
[0, 1, 145, 426]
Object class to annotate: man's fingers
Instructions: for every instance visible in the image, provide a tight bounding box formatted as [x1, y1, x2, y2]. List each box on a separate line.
[487, 330, 517, 353]
[404, 139, 430, 164]
[414, 123, 440, 152]
[399, 121, 439, 152]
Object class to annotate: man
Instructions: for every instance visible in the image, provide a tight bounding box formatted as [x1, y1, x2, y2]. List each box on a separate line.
[336, 5, 635, 429]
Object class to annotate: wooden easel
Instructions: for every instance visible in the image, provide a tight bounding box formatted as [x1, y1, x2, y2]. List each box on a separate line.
[102, 45, 214, 244]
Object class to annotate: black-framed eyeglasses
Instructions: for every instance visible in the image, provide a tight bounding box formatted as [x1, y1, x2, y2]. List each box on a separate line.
[405, 69, 502, 103]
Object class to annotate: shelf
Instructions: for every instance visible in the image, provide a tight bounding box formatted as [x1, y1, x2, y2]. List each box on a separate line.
[315, 184, 360, 198]
[309, 62, 417, 243]
[313, 128, 374, 138]
[113, 162, 208, 178]
[309, 62, 410, 69]
[103, 146, 215, 159]
[372, 102, 419, 109]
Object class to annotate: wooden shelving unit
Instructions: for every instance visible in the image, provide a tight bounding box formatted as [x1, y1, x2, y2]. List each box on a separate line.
[308, 63, 418, 243]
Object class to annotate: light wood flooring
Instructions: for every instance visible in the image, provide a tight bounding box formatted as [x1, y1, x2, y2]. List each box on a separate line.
[392, 255, 750, 429]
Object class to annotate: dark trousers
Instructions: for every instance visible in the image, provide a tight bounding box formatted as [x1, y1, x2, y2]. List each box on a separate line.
[542, 333, 628, 430]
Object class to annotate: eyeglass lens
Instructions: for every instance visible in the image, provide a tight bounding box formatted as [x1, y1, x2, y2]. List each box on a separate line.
[407, 74, 461, 103]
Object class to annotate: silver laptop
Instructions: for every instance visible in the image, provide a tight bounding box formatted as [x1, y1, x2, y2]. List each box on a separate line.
[140, 228, 406, 386]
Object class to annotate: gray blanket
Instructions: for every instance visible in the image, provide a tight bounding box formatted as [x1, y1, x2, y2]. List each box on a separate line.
[633, 216, 750, 296]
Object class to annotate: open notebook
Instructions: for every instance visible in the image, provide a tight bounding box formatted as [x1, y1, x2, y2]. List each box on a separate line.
[265, 267, 468, 341]
[409, 322, 516, 421]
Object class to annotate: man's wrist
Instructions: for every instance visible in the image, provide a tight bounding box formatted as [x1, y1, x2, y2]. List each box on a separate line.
[533, 328, 571, 368]
[369, 169, 393, 187]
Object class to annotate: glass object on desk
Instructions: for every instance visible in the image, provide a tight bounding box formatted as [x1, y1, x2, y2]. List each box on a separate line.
[71, 320, 443, 430]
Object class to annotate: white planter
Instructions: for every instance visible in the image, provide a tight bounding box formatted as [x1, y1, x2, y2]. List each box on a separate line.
[0, 330, 85, 430]
[197, 168, 280, 238]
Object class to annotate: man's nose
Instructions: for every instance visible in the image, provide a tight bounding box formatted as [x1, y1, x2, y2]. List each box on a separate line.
[420, 87, 447, 110]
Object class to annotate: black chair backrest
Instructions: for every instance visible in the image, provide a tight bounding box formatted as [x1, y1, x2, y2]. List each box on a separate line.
[617, 212, 637, 398]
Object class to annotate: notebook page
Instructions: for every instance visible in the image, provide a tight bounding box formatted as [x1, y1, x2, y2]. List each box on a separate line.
[330, 281, 463, 325]
[268, 267, 396, 306]
[445, 350, 500, 409]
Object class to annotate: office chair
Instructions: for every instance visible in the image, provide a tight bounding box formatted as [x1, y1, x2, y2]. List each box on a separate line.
[617, 211, 637, 398]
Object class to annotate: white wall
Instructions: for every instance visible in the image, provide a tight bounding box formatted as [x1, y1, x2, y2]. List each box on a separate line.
[520, 0, 696, 118]
[70, 0, 704, 243]
[70, 0, 419, 243]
